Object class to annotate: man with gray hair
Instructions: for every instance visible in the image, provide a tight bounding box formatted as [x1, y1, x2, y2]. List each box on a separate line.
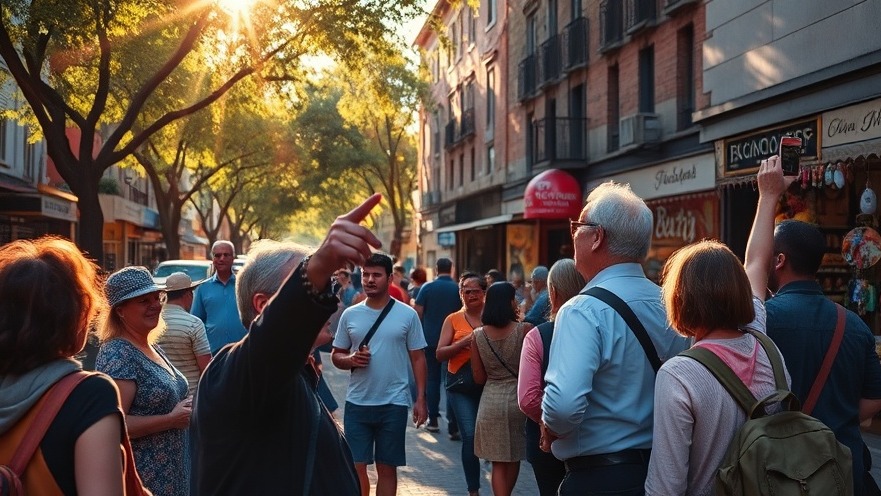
[523, 265, 550, 326]
[191, 195, 383, 495]
[191, 240, 248, 353]
[541, 182, 688, 495]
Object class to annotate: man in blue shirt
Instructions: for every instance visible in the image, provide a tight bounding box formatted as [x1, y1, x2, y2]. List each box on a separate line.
[415, 258, 462, 436]
[191, 240, 249, 353]
[765, 219, 881, 495]
[542, 182, 688, 495]
[523, 265, 550, 326]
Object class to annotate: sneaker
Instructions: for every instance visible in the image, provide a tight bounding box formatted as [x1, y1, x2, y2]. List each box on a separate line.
[449, 432, 461, 441]
[426, 420, 440, 433]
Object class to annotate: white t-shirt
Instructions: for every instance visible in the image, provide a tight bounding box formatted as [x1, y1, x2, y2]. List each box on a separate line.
[333, 300, 427, 407]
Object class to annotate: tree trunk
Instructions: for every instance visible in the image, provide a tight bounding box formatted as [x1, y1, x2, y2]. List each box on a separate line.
[76, 184, 106, 266]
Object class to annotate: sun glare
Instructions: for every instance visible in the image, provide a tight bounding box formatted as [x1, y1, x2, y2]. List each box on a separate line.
[217, 0, 256, 16]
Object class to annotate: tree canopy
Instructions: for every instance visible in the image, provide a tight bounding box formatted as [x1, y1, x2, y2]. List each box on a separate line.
[0, 0, 421, 262]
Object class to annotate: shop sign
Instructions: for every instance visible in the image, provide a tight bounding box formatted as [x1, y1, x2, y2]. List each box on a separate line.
[593, 154, 715, 201]
[437, 231, 456, 247]
[724, 119, 819, 175]
[822, 97, 881, 147]
[524, 169, 582, 219]
[41, 195, 77, 222]
[649, 194, 718, 246]
[142, 208, 160, 229]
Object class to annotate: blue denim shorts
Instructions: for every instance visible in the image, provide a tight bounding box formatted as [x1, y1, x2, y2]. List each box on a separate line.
[343, 402, 408, 466]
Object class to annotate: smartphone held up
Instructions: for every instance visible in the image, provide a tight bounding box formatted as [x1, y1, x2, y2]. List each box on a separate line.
[780, 136, 802, 176]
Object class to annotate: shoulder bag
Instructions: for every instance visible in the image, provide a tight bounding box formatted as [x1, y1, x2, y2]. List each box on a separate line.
[481, 324, 520, 378]
[585, 286, 662, 373]
[445, 317, 483, 395]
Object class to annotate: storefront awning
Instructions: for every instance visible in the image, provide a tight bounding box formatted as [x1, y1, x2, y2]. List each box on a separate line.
[822, 137, 881, 163]
[524, 169, 582, 219]
[434, 214, 513, 233]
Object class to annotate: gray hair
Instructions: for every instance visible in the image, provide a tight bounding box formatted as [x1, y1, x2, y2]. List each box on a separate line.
[235, 240, 312, 327]
[584, 181, 653, 260]
[212, 240, 235, 256]
[547, 259, 586, 320]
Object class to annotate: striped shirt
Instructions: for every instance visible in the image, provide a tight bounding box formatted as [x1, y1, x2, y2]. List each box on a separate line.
[158, 304, 212, 395]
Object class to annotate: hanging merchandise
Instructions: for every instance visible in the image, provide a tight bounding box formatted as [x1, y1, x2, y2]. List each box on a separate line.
[842, 227, 881, 269]
[861, 180, 878, 215]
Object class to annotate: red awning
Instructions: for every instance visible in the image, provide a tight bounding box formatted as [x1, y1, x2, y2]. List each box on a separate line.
[524, 169, 583, 219]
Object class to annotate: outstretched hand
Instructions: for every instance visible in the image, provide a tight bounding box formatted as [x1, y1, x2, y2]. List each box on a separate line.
[307, 194, 383, 291]
[757, 155, 796, 198]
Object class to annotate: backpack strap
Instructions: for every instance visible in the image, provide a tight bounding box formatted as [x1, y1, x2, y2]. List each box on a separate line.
[585, 286, 662, 373]
[682, 330, 799, 418]
[681, 347, 758, 415]
[9, 371, 91, 474]
[802, 304, 846, 416]
[358, 298, 395, 349]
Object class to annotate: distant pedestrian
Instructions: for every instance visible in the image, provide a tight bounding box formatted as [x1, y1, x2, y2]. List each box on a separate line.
[523, 266, 550, 326]
[408, 267, 427, 304]
[191, 240, 248, 353]
[332, 252, 429, 496]
[437, 272, 488, 496]
[158, 272, 212, 396]
[415, 257, 463, 436]
[518, 259, 584, 495]
[473, 282, 533, 496]
[485, 268, 505, 287]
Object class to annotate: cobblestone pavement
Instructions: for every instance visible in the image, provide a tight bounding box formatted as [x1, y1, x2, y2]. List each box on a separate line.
[321, 353, 539, 495]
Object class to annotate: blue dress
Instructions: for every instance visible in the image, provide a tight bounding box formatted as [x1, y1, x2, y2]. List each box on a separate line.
[96, 338, 189, 496]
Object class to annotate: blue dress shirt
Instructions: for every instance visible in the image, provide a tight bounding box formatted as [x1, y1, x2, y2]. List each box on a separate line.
[191, 273, 248, 353]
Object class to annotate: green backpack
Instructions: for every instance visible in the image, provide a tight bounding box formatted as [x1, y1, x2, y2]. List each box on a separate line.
[681, 330, 853, 495]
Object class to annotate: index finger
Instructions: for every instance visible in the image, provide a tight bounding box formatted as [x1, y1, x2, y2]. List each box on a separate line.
[342, 193, 383, 224]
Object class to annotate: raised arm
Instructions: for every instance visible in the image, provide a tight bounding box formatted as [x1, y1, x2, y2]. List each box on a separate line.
[744, 156, 795, 299]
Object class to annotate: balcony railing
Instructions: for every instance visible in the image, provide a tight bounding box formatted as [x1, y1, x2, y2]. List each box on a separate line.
[663, 0, 698, 16]
[460, 109, 475, 139]
[600, 0, 624, 51]
[533, 117, 589, 166]
[444, 119, 456, 148]
[517, 53, 538, 101]
[444, 109, 476, 148]
[538, 35, 562, 85]
[563, 17, 588, 69]
[127, 184, 148, 206]
[625, 0, 657, 34]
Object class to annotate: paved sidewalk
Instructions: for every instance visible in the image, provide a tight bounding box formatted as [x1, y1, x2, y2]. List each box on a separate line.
[321, 353, 539, 495]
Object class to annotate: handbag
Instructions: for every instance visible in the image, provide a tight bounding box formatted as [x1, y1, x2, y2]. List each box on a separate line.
[445, 361, 483, 395]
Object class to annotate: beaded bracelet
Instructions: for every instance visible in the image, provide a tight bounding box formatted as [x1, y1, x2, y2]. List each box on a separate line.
[300, 255, 337, 305]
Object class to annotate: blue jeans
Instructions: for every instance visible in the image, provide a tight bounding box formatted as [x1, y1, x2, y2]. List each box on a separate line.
[447, 390, 481, 491]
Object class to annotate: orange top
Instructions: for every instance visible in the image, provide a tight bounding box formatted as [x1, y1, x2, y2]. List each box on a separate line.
[448, 310, 477, 373]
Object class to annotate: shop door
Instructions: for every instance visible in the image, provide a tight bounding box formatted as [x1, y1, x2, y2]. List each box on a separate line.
[458, 227, 502, 275]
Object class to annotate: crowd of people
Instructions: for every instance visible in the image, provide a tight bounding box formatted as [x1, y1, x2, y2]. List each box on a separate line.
[3, 157, 881, 496]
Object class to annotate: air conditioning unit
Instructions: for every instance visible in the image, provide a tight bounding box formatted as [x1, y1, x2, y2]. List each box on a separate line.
[619, 113, 662, 147]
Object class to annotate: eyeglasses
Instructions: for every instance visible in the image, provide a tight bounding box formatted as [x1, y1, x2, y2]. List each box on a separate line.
[570, 219, 601, 238]
[461, 288, 485, 295]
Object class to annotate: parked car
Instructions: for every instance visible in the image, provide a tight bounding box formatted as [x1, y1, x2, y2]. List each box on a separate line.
[153, 259, 213, 285]
[233, 255, 247, 274]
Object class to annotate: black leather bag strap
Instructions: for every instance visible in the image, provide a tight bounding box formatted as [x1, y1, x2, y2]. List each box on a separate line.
[585, 286, 662, 373]
[358, 299, 395, 349]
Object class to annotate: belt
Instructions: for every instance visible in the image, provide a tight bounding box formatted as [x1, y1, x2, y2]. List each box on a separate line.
[564, 449, 651, 471]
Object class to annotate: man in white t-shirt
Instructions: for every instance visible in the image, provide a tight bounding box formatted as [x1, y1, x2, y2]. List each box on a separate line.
[332, 252, 428, 496]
